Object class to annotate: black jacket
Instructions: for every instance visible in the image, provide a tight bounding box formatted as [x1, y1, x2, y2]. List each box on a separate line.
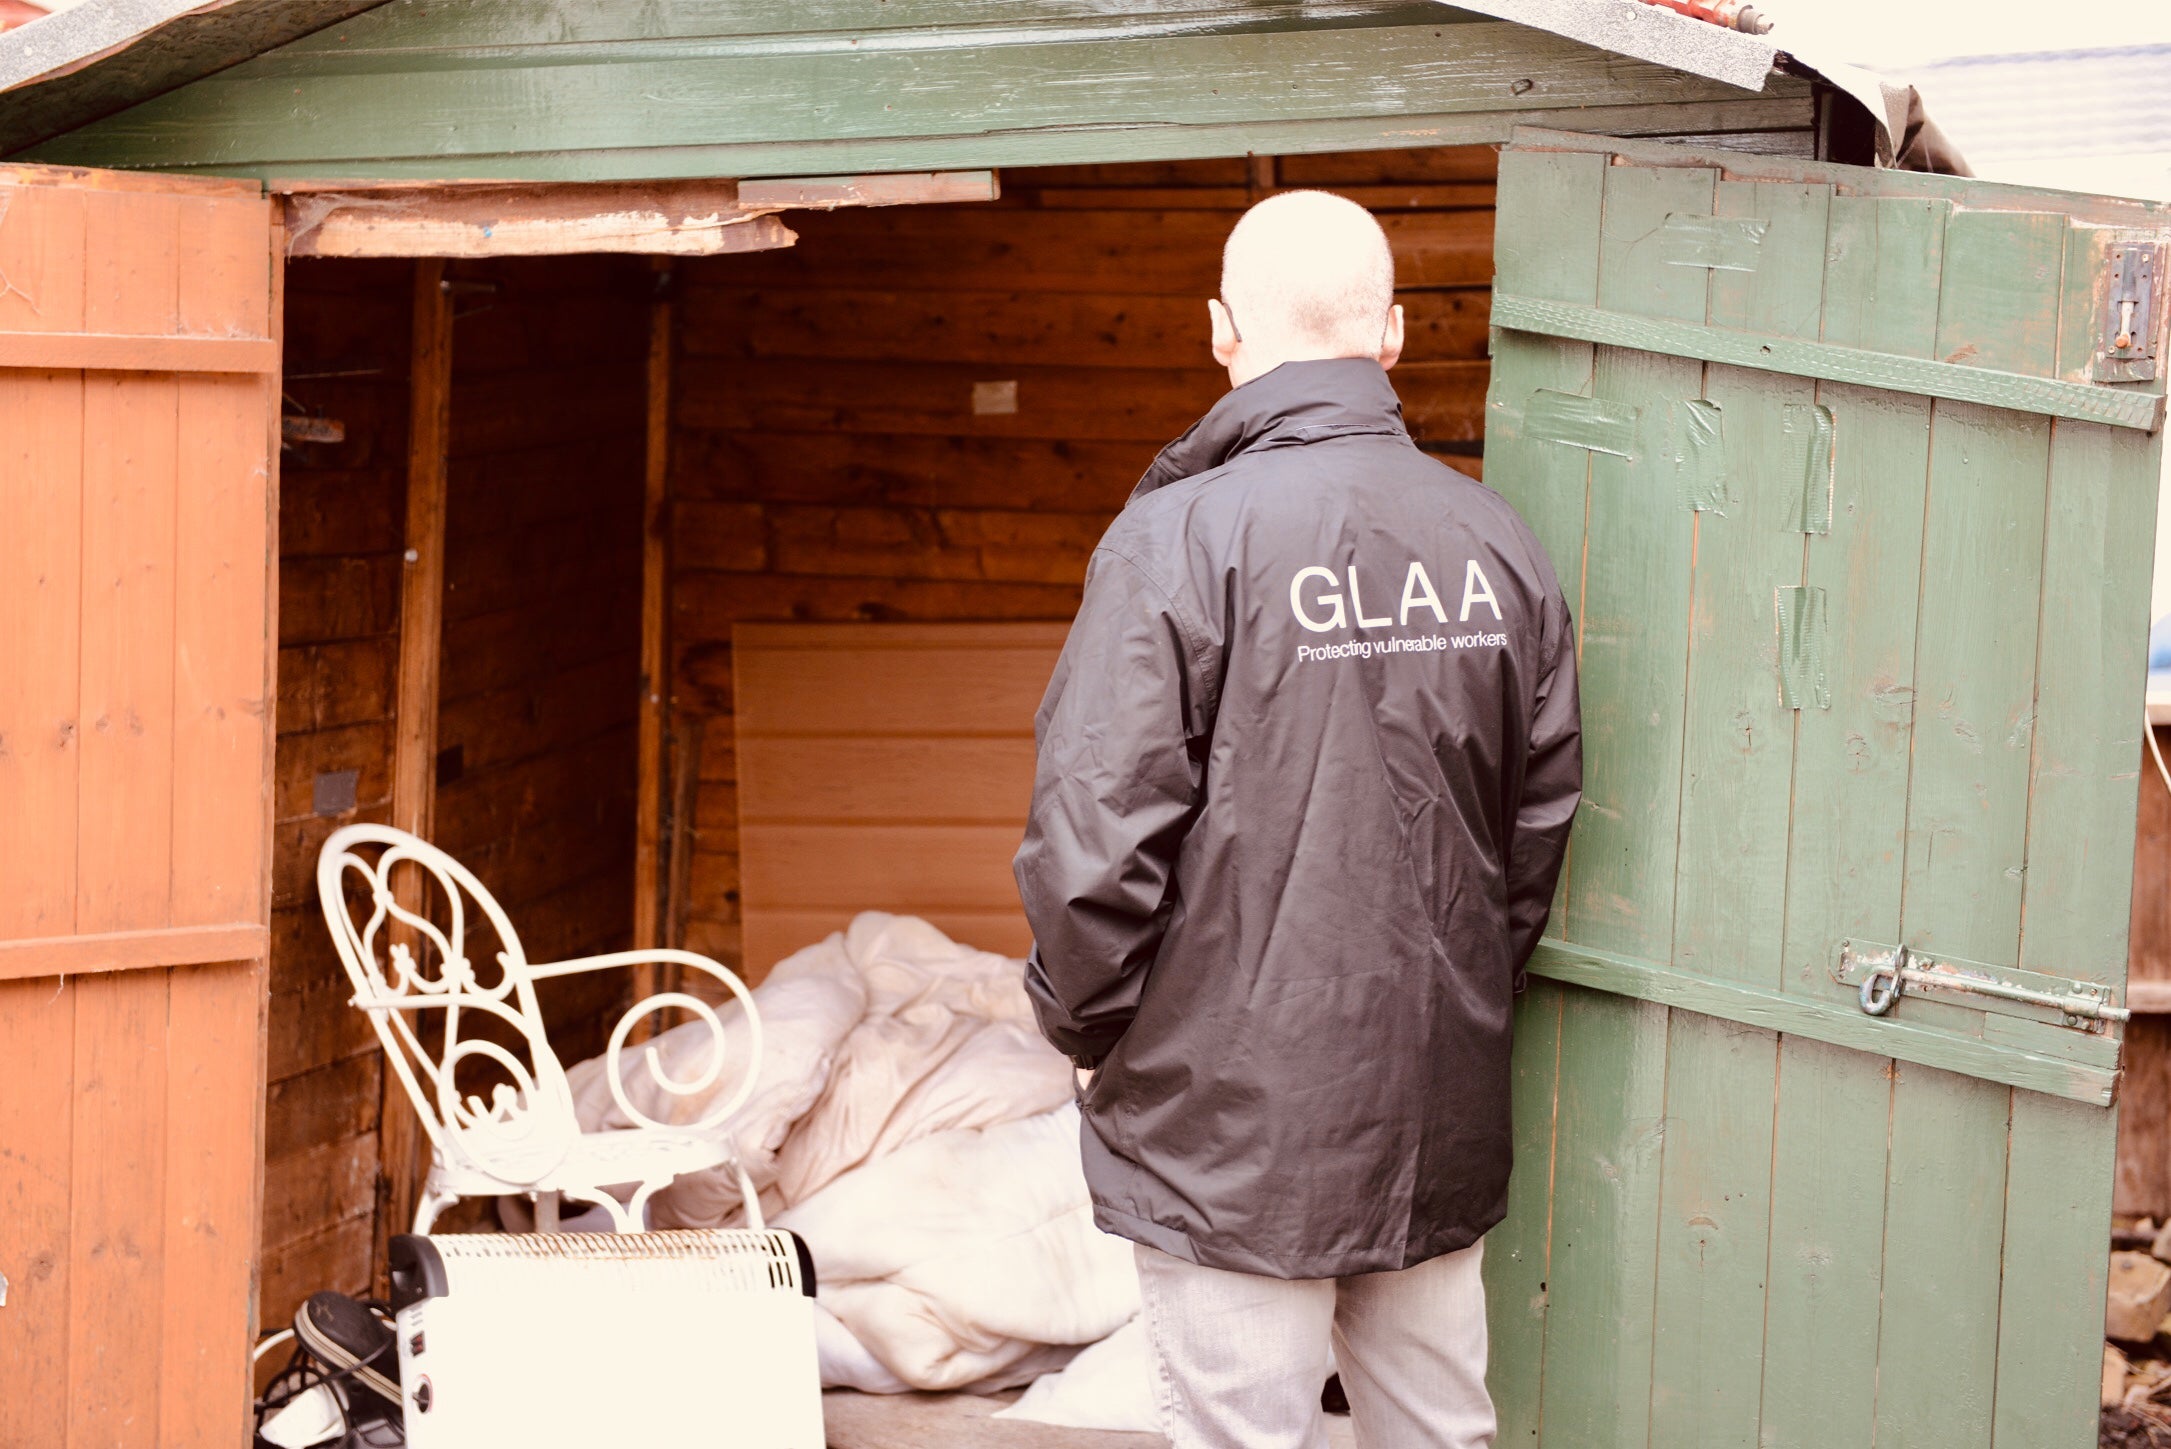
[1014, 359, 1582, 1278]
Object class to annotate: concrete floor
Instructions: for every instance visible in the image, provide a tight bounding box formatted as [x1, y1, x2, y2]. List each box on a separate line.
[821, 1390, 1359, 1448]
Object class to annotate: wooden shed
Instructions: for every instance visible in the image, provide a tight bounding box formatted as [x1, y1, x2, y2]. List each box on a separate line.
[0, 4, 2164, 1447]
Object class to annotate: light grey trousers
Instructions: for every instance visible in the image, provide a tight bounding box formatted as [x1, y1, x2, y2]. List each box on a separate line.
[1132, 1239, 1494, 1449]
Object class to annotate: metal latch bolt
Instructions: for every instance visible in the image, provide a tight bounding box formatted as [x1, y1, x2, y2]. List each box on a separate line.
[1840, 941, 2130, 1026]
[2098, 242, 2162, 383]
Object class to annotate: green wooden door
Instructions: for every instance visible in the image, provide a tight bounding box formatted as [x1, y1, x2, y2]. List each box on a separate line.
[1480, 129, 2170, 1448]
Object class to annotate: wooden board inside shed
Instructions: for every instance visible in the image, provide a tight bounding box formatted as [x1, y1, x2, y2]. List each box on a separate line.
[733, 622, 1066, 978]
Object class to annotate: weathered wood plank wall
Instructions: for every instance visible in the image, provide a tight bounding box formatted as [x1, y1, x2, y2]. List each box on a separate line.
[1478, 133, 2162, 1448]
[2121, 730, 2171, 1217]
[667, 149, 1498, 980]
[432, 255, 648, 1064]
[260, 256, 647, 1325]
[262, 257, 409, 1324]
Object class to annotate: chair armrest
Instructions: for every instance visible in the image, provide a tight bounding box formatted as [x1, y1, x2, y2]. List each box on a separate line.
[528, 949, 763, 1134]
[526, 947, 744, 990]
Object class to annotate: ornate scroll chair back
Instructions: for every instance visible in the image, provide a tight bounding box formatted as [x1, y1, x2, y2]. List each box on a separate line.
[316, 824, 580, 1191]
[316, 824, 766, 1234]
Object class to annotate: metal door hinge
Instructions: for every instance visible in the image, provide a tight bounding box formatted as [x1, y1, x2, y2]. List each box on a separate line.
[1837, 940, 2129, 1027]
[2097, 241, 2162, 383]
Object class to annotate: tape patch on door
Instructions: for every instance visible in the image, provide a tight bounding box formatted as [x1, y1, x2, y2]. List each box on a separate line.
[1776, 585, 1831, 710]
[1784, 403, 1836, 534]
[1670, 399, 1726, 513]
[1659, 213, 1768, 272]
[1520, 389, 1639, 459]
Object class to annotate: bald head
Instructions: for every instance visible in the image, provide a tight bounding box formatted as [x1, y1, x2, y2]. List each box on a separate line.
[1210, 190, 1402, 386]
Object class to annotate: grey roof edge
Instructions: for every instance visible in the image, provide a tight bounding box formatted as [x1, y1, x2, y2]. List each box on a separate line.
[0, 0, 209, 90]
[0, 0, 389, 156]
[1439, 0, 1781, 92]
[1440, 0, 1957, 171]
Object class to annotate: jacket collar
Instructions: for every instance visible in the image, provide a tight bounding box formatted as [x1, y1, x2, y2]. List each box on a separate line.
[1128, 358, 1409, 504]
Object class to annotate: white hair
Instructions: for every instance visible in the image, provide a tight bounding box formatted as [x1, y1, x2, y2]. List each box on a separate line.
[1219, 190, 1396, 357]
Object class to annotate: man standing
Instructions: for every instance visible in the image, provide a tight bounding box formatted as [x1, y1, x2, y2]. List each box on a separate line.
[1013, 190, 1582, 1449]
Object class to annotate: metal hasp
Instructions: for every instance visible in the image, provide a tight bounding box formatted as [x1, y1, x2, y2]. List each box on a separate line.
[1838, 940, 2131, 1027]
[2098, 241, 2162, 383]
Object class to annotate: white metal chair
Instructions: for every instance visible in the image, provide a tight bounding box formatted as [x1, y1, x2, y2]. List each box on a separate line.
[316, 823, 764, 1234]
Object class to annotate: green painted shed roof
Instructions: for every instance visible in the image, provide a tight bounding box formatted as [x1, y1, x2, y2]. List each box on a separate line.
[0, 1, 1863, 183]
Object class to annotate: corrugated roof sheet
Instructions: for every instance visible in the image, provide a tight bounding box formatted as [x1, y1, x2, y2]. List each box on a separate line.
[1913, 44, 2171, 162]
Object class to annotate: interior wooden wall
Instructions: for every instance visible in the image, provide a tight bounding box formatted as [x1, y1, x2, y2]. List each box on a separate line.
[668, 148, 1498, 981]
[261, 257, 646, 1327]
[432, 256, 648, 1066]
[265, 259, 410, 1323]
[2121, 727, 2171, 1218]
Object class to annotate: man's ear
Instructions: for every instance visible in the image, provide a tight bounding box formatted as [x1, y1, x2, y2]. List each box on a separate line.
[1377, 303, 1405, 372]
[1209, 298, 1239, 368]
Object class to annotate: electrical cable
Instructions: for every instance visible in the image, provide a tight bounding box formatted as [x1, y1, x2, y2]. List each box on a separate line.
[2149, 707, 2171, 801]
[252, 1302, 398, 1440]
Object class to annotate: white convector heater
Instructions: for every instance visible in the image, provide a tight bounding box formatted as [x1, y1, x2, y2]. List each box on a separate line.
[387, 1229, 824, 1448]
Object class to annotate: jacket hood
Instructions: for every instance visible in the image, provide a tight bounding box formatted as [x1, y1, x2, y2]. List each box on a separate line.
[1127, 358, 1409, 505]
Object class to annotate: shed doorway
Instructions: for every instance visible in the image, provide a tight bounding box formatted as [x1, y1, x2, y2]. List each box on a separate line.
[262, 144, 1515, 1327]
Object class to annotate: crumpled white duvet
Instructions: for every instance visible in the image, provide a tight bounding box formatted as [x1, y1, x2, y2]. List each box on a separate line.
[564, 912, 1141, 1396]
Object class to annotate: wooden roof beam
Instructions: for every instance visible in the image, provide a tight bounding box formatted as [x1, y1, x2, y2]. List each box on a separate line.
[735, 170, 1002, 211]
[279, 171, 998, 258]
[282, 180, 792, 259]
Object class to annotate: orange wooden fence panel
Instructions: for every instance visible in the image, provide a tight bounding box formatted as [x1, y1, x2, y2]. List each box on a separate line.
[0, 165, 277, 1449]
